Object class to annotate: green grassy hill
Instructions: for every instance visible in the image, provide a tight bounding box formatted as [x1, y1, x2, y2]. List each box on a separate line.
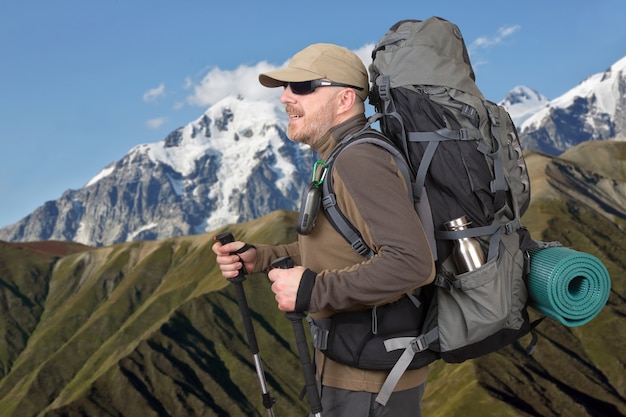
[0, 212, 309, 416]
[1, 141, 625, 416]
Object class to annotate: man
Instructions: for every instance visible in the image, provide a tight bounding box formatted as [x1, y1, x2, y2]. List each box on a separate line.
[212, 43, 435, 416]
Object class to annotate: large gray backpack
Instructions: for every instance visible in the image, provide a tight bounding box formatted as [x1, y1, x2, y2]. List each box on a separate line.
[312, 17, 540, 406]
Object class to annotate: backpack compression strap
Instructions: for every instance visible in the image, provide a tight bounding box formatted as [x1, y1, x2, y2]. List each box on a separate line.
[375, 326, 439, 406]
[484, 101, 518, 215]
[408, 126, 483, 203]
[407, 103, 523, 263]
[321, 128, 413, 259]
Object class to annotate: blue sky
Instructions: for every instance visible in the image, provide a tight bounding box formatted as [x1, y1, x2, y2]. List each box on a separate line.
[1, 0, 625, 229]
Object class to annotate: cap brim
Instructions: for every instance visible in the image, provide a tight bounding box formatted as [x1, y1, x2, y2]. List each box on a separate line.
[259, 67, 324, 88]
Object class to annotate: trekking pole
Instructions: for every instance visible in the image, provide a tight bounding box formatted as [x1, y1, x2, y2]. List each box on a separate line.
[271, 256, 323, 417]
[214, 232, 275, 417]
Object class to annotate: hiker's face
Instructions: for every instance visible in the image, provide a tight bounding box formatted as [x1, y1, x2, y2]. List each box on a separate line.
[280, 84, 342, 146]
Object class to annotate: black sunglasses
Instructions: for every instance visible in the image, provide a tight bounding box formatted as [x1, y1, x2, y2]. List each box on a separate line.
[284, 80, 364, 95]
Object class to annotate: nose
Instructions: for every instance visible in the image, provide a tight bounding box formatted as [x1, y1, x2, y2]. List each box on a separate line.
[280, 85, 295, 104]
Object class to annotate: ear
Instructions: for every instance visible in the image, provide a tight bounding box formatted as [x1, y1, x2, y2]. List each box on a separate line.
[336, 87, 358, 113]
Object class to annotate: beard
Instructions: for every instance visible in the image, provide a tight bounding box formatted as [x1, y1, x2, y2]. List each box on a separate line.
[287, 101, 336, 146]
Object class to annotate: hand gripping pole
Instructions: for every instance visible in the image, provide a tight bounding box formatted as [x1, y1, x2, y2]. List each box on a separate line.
[271, 256, 323, 417]
[214, 232, 275, 417]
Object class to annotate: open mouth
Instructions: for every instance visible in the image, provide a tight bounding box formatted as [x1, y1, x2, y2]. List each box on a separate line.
[286, 105, 303, 121]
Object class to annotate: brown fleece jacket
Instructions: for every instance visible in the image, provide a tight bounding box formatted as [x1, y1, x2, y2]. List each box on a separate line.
[253, 114, 435, 393]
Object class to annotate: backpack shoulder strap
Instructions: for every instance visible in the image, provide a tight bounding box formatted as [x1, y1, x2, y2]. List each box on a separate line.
[321, 127, 413, 259]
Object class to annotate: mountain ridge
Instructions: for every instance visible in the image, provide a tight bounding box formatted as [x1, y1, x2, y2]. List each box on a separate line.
[0, 96, 316, 246]
[516, 55, 626, 154]
[499, 85, 549, 126]
[1, 55, 625, 246]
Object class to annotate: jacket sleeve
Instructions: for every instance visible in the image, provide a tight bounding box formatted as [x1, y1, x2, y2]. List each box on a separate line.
[307, 144, 436, 313]
[253, 241, 301, 273]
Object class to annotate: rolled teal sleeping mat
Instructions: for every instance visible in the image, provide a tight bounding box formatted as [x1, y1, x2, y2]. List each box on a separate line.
[528, 246, 611, 327]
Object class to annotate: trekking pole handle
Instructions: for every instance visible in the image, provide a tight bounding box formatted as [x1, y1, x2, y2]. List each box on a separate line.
[214, 232, 259, 353]
[214, 231, 247, 283]
[271, 256, 323, 416]
[270, 256, 295, 270]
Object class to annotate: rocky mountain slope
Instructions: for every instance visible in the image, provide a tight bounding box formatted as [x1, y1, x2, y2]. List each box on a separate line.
[517, 56, 626, 155]
[0, 96, 316, 247]
[499, 86, 549, 127]
[1, 55, 625, 248]
[0, 140, 625, 417]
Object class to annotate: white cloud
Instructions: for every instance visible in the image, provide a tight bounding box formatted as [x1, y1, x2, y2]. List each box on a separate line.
[185, 61, 283, 107]
[499, 25, 521, 38]
[145, 117, 167, 129]
[469, 25, 521, 53]
[184, 44, 377, 108]
[354, 43, 376, 69]
[143, 83, 165, 102]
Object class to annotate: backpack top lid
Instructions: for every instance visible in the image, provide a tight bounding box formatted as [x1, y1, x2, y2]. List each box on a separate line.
[370, 16, 483, 99]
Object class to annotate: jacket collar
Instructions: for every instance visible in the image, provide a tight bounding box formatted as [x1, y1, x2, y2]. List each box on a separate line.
[311, 114, 368, 160]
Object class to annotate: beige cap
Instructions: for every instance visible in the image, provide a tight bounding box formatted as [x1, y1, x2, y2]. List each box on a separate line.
[259, 43, 369, 100]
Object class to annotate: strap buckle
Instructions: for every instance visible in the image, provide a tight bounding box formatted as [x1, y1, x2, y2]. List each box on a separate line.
[306, 316, 329, 350]
[410, 335, 430, 353]
[505, 219, 521, 234]
[322, 193, 336, 209]
[351, 240, 371, 257]
[376, 75, 391, 101]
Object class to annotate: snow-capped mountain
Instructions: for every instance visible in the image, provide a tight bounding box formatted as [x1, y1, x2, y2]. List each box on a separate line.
[514, 56, 626, 155]
[0, 96, 317, 246]
[2, 55, 625, 246]
[499, 86, 549, 127]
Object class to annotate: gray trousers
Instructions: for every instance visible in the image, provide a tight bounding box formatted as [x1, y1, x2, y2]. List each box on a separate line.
[310, 383, 425, 417]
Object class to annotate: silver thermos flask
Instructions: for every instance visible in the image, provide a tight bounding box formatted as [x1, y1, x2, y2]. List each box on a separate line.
[444, 215, 485, 273]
